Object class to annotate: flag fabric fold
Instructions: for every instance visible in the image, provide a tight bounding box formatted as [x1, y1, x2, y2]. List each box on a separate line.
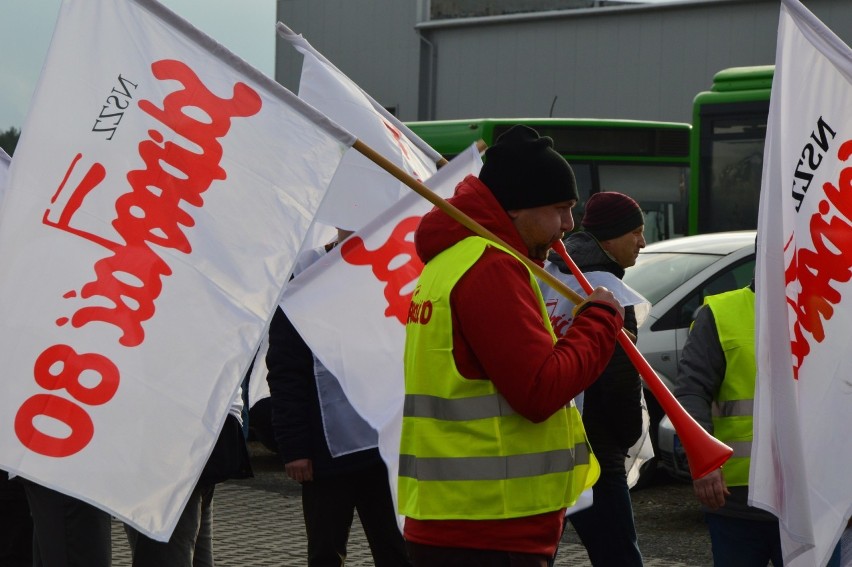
[277, 21, 441, 232]
[0, 0, 352, 540]
[280, 144, 482, 517]
[753, 0, 852, 564]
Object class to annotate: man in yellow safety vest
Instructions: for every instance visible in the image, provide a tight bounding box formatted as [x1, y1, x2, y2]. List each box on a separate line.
[399, 125, 625, 566]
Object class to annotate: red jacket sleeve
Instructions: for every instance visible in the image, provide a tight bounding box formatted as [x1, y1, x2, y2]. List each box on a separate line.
[451, 248, 623, 423]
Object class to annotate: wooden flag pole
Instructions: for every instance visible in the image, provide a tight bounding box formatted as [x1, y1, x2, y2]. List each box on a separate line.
[352, 138, 585, 306]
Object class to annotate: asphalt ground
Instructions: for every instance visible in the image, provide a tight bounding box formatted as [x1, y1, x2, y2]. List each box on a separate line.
[110, 442, 713, 566]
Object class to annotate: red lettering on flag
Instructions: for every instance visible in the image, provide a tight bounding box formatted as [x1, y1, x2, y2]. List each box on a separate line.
[340, 216, 424, 325]
[546, 298, 573, 338]
[18, 58, 263, 457]
[785, 139, 852, 378]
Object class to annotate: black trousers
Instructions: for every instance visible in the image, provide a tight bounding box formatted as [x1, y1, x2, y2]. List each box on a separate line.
[0, 474, 33, 567]
[23, 480, 111, 567]
[301, 460, 410, 567]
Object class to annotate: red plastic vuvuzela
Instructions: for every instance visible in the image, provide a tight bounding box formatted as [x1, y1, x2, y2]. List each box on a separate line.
[551, 239, 732, 479]
[350, 134, 730, 478]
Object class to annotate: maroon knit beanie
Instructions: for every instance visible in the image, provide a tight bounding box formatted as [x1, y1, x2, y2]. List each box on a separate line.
[581, 192, 644, 241]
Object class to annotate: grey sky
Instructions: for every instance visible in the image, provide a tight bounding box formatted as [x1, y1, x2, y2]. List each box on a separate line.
[0, 0, 276, 132]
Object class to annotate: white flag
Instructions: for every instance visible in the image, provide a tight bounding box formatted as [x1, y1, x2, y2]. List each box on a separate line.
[277, 22, 441, 232]
[0, 0, 353, 541]
[753, 0, 852, 564]
[280, 144, 482, 516]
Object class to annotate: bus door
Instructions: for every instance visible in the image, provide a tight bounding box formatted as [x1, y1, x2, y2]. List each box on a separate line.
[695, 100, 769, 234]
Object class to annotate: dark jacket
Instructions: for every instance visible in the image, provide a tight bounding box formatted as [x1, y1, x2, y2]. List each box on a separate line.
[551, 231, 644, 472]
[266, 306, 381, 478]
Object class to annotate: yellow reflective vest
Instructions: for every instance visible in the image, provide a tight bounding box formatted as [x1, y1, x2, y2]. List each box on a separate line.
[398, 236, 599, 520]
[706, 287, 755, 487]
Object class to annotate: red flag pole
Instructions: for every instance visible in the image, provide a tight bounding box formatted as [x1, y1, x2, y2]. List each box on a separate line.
[551, 239, 733, 479]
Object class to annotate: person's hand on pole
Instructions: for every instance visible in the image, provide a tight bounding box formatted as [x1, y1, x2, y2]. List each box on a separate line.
[577, 287, 625, 319]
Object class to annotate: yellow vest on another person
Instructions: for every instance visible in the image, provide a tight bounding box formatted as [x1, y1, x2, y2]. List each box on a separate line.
[706, 287, 756, 487]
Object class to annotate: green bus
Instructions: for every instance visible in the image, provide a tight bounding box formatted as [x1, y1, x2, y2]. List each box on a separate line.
[689, 65, 773, 235]
[406, 118, 691, 242]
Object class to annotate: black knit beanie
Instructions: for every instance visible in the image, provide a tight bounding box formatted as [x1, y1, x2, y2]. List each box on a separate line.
[581, 191, 644, 241]
[479, 125, 578, 210]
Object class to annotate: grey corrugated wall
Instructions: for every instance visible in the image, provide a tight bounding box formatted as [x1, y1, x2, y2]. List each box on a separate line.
[276, 0, 852, 123]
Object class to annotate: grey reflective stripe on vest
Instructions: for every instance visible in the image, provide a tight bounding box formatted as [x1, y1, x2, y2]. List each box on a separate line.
[729, 440, 752, 459]
[404, 393, 517, 421]
[399, 444, 590, 481]
[715, 399, 754, 418]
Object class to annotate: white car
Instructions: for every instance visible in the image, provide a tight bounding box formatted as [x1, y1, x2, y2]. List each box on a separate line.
[622, 230, 756, 485]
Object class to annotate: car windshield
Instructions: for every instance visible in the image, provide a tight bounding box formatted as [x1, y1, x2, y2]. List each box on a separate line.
[623, 252, 724, 305]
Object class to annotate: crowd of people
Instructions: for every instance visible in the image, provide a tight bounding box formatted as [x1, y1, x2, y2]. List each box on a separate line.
[2, 124, 848, 566]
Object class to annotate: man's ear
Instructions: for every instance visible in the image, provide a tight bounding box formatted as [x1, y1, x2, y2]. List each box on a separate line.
[506, 209, 521, 220]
